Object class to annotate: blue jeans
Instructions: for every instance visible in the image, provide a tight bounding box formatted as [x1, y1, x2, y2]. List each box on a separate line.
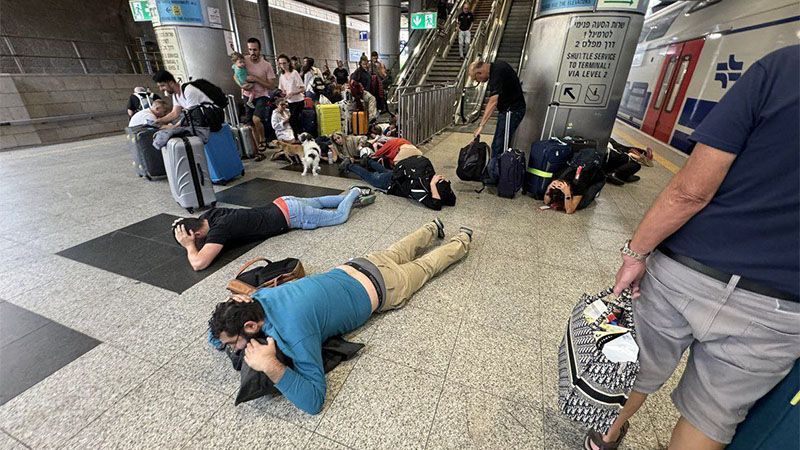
[283, 189, 359, 230]
[348, 160, 392, 191]
[491, 108, 526, 158]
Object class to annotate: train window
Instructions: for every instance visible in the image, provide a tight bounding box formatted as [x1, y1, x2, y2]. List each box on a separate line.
[686, 0, 723, 15]
[654, 55, 678, 110]
[666, 55, 691, 112]
[641, 7, 683, 42]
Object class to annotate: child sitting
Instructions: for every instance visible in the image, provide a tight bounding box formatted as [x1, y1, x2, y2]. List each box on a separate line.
[230, 52, 255, 109]
[271, 100, 295, 142]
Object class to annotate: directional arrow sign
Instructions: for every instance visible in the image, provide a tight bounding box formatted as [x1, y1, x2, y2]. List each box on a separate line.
[411, 11, 437, 29]
[564, 87, 576, 100]
[597, 0, 641, 10]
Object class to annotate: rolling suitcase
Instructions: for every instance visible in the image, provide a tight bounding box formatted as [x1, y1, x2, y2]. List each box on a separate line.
[525, 102, 573, 200]
[351, 111, 367, 135]
[316, 103, 342, 136]
[205, 123, 245, 184]
[496, 113, 526, 199]
[225, 94, 257, 159]
[300, 108, 318, 137]
[162, 135, 216, 213]
[125, 126, 166, 180]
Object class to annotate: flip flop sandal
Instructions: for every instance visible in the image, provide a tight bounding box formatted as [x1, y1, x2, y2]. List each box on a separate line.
[584, 422, 629, 450]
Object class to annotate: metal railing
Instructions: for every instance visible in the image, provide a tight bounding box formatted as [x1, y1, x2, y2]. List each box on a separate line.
[397, 83, 460, 145]
[1, 34, 163, 75]
[516, 1, 536, 82]
[389, 0, 469, 104]
[454, 0, 515, 124]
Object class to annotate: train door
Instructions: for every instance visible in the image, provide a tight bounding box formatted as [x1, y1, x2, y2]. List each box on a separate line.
[641, 39, 704, 142]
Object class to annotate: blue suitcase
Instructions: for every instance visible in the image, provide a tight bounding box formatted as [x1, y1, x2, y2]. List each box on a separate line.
[205, 123, 245, 184]
[524, 103, 573, 199]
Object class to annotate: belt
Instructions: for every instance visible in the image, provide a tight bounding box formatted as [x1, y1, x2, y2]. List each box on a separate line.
[658, 247, 799, 303]
[345, 260, 385, 310]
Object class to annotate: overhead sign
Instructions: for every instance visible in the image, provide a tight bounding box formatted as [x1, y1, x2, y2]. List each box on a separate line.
[538, 0, 645, 16]
[358, 31, 369, 41]
[154, 0, 204, 25]
[153, 26, 189, 83]
[597, 0, 642, 11]
[130, 1, 152, 21]
[553, 15, 631, 108]
[410, 11, 437, 30]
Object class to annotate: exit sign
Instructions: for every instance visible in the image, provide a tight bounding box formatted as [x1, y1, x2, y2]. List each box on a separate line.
[410, 11, 437, 30]
[129, 0, 152, 21]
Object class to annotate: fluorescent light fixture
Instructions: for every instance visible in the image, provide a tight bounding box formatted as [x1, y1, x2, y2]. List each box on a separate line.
[246, 0, 369, 30]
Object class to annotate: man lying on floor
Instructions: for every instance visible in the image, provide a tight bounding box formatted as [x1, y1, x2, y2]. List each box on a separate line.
[207, 219, 473, 414]
[172, 187, 375, 271]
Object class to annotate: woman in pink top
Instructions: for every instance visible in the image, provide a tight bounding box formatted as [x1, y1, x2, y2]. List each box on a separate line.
[277, 54, 306, 137]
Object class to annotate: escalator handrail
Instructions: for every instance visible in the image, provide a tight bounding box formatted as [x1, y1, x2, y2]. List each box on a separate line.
[517, 0, 536, 82]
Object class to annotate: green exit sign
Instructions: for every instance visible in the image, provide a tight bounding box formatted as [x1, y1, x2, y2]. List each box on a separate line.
[410, 11, 437, 30]
[130, 0, 152, 22]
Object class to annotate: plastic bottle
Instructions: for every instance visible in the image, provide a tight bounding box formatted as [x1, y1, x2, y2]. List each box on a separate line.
[327, 149, 334, 164]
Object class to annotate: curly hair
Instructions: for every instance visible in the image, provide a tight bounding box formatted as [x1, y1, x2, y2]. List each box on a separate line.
[208, 300, 265, 340]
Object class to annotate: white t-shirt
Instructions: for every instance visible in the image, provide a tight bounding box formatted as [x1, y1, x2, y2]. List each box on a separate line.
[279, 71, 306, 103]
[128, 108, 157, 127]
[173, 84, 212, 109]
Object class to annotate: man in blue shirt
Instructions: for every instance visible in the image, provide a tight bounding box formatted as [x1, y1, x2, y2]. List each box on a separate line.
[208, 220, 473, 414]
[586, 45, 800, 450]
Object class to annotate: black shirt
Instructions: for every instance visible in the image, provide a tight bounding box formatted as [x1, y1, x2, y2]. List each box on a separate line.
[486, 60, 526, 112]
[457, 12, 474, 31]
[333, 67, 349, 85]
[201, 205, 288, 246]
[350, 67, 372, 91]
[126, 92, 161, 112]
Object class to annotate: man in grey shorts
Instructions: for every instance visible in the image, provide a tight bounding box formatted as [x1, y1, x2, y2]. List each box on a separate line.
[586, 45, 800, 449]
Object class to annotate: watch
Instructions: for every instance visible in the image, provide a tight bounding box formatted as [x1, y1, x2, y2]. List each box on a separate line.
[621, 240, 650, 261]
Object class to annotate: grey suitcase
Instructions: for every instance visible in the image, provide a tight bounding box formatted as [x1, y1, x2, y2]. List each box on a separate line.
[226, 94, 258, 159]
[125, 126, 166, 180]
[162, 135, 216, 213]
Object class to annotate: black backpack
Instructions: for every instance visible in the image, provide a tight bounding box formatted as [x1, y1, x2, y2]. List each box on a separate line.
[182, 79, 228, 109]
[457, 137, 490, 182]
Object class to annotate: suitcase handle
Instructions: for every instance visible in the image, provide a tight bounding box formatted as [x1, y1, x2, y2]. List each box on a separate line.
[197, 163, 205, 186]
[541, 101, 560, 141]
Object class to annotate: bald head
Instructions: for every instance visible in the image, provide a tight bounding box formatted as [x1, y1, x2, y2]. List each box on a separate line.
[469, 61, 490, 82]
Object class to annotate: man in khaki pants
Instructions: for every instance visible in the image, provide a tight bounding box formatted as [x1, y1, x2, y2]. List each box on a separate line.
[207, 219, 472, 414]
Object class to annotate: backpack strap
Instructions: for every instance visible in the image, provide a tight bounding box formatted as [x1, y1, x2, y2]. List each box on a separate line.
[235, 257, 272, 277]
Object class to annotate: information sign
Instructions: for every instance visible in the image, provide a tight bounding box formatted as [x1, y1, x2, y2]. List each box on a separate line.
[154, 0, 204, 25]
[130, 1, 152, 21]
[358, 31, 369, 41]
[410, 12, 437, 30]
[154, 26, 189, 83]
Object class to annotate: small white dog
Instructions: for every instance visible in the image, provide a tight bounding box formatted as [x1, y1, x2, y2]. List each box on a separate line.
[298, 132, 321, 176]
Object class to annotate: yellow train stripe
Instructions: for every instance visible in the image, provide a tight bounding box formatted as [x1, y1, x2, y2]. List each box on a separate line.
[612, 127, 681, 175]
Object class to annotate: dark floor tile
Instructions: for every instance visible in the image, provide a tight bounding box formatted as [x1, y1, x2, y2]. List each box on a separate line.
[281, 162, 361, 179]
[0, 320, 100, 405]
[117, 213, 183, 248]
[0, 302, 50, 348]
[216, 178, 342, 208]
[58, 232, 178, 279]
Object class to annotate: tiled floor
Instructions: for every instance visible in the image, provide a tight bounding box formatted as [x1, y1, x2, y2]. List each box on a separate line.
[0, 128, 684, 449]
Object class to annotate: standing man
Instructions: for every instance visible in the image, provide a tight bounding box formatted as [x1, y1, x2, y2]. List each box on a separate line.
[243, 37, 278, 145]
[587, 45, 800, 450]
[469, 60, 526, 158]
[457, 4, 474, 59]
[333, 60, 349, 86]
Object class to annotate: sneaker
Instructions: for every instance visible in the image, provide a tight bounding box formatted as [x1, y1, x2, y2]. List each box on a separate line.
[354, 193, 376, 207]
[624, 175, 641, 183]
[606, 174, 626, 186]
[349, 185, 373, 197]
[338, 157, 352, 175]
[458, 226, 473, 242]
[432, 218, 445, 239]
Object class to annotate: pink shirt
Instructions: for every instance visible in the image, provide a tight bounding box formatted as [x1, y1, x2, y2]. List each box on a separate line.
[244, 56, 277, 98]
[280, 70, 306, 103]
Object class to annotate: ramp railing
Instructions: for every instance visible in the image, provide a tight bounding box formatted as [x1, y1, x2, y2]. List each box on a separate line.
[397, 83, 460, 145]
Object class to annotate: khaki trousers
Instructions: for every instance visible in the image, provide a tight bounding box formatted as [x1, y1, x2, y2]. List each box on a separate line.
[365, 223, 470, 311]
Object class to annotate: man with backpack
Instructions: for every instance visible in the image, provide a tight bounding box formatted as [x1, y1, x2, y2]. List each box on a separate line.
[152, 70, 226, 131]
[468, 60, 526, 159]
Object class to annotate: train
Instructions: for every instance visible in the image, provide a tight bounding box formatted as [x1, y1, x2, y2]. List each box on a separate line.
[616, 0, 799, 154]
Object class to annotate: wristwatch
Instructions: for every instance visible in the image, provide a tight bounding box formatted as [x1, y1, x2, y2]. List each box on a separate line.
[620, 240, 650, 261]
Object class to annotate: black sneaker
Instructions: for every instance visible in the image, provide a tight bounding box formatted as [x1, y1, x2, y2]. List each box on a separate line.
[432, 218, 445, 239]
[458, 226, 473, 242]
[349, 185, 373, 197]
[606, 174, 626, 186]
[624, 175, 641, 183]
[354, 193, 376, 207]
[338, 157, 352, 175]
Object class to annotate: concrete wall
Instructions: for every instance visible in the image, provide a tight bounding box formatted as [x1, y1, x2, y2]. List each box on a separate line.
[232, 0, 369, 70]
[0, 74, 156, 149]
[0, 0, 155, 74]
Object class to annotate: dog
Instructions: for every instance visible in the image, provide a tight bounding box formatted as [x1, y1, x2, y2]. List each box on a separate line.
[271, 140, 305, 164]
[298, 132, 321, 176]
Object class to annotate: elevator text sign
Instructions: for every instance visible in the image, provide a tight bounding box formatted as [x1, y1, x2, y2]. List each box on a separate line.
[410, 12, 437, 30]
[553, 15, 630, 108]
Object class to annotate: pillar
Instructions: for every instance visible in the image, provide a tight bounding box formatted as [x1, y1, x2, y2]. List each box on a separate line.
[339, 10, 349, 64]
[406, 0, 422, 57]
[256, 0, 277, 67]
[369, 0, 401, 72]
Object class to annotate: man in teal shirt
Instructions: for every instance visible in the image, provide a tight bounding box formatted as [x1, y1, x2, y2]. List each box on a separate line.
[208, 219, 473, 414]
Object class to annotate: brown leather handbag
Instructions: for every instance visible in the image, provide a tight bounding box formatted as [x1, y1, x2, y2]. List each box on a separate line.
[226, 257, 306, 295]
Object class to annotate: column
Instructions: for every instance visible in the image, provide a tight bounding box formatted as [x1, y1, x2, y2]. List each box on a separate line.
[256, 0, 277, 66]
[339, 9, 349, 64]
[406, 0, 422, 55]
[369, 0, 401, 72]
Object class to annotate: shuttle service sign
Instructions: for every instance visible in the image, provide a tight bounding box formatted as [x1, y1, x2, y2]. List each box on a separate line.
[553, 15, 631, 108]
